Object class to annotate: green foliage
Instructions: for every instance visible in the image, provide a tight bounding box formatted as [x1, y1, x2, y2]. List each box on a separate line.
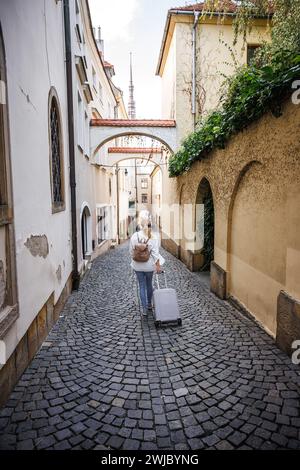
[201, 190, 215, 272]
[168, 0, 300, 177]
[203, 1, 300, 55]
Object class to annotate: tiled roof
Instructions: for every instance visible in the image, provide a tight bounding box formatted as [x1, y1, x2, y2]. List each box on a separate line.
[171, 0, 274, 14]
[108, 147, 162, 153]
[91, 119, 176, 127]
[172, 1, 237, 13]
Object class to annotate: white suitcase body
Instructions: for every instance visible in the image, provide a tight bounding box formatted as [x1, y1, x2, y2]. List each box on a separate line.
[153, 273, 181, 327]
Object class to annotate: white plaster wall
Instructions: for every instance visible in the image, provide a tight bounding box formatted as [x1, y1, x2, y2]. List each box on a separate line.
[72, 0, 120, 271]
[0, 0, 73, 361]
[151, 169, 162, 228]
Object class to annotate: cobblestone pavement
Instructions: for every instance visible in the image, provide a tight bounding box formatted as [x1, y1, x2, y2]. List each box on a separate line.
[0, 243, 300, 450]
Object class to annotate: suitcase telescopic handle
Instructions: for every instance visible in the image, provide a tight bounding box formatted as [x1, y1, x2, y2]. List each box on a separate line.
[155, 270, 167, 289]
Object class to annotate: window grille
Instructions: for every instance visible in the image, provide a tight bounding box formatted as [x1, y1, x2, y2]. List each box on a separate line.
[50, 99, 63, 206]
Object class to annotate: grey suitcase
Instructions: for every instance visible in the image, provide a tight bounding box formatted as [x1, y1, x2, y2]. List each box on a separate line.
[153, 272, 182, 327]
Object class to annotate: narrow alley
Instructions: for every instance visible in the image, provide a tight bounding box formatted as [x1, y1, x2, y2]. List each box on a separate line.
[0, 244, 299, 451]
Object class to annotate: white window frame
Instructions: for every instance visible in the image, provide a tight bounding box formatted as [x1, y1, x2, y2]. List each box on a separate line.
[77, 90, 84, 151]
[84, 110, 90, 157]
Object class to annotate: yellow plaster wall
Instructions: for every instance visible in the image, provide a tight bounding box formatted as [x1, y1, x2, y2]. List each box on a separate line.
[163, 99, 300, 336]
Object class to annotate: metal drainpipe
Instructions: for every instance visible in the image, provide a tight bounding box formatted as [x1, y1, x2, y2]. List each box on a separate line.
[192, 11, 200, 129]
[63, 0, 80, 290]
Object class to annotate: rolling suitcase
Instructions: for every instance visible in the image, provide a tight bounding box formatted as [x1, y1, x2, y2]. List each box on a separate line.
[153, 271, 182, 327]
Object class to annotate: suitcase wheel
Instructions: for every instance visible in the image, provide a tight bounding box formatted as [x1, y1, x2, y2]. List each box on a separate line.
[177, 318, 182, 326]
[155, 320, 161, 328]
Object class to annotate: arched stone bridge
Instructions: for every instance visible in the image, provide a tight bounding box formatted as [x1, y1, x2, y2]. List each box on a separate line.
[90, 119, 177, 155]
[106, 147, 164, 168]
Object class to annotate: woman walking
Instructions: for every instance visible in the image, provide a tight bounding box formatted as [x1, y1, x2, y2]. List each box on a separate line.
[130, 212, 165, 316]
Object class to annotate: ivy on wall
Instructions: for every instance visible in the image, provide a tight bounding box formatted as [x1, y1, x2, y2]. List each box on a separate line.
[169, 55, 300, 177]
[201, 189, 215, 272]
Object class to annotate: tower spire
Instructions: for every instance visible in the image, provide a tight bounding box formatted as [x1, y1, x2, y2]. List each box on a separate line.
[128, 52, 136, 119]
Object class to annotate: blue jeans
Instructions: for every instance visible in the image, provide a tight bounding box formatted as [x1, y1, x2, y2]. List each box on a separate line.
[135, 271, 153, 309]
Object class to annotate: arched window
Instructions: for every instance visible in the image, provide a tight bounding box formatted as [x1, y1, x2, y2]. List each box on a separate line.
[49, 90, 65, 212]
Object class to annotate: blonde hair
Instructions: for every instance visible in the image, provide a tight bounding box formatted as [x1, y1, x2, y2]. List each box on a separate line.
[138, 210, 153, 239]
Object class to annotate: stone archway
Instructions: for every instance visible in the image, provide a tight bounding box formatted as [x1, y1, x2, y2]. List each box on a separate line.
[90, 119, 177, 156]
[195, 178, 215, 272]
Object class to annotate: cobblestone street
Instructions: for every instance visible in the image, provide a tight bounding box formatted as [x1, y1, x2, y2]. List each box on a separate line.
[0, 243, 300, 450]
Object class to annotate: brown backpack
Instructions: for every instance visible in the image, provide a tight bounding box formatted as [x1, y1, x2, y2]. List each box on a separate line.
[132, 235, 151, 262]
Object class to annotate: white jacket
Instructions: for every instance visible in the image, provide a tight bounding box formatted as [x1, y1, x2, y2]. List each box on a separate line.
[129, 231, 165, 272]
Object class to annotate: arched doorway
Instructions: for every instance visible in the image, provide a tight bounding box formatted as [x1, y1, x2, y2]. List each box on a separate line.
[195, 178, 215, 272]
[81, 204, 92, 259]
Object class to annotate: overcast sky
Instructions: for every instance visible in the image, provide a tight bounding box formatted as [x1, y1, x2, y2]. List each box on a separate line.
[88, 0, 189, 119]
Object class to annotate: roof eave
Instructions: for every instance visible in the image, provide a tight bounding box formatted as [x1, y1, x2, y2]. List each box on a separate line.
[156, 7, 272, 76]
[85, 0, 119, 105]
[156, 11, 172, 76]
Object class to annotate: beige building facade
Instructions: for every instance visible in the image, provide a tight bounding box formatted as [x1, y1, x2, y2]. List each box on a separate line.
[162, 98, 300, 351]
[157, 4, 300, 353]
[74, 0, 128, 271]
[157, 5, 271, 145]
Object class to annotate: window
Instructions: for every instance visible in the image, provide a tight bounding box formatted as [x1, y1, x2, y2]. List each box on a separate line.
[141, 194, 148, 204]
[49, 92, 65, 211]
[77, 91, 83, 150]
[84, 111, 89, 157]
[75, 0, 82, 44]
[141, 178, 148, 189]
[109, 178, 112, 197]
[247, 45, 260, 65]
[99, 82, 103, 103]
[92, 67, 97, 90]
[97, 206, 112, 244]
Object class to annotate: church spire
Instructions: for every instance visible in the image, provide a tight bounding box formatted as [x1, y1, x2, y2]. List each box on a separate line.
[128, 52, 136, 119]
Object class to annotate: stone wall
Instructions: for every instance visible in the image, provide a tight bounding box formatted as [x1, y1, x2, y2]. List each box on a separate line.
[162, 98, 300, 352]
[0, 275, 72, 408]
[276, 291, 300, 357]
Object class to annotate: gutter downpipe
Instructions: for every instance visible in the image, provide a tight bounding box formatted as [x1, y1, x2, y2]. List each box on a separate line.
[63, 0, 80, 290]
[192, 11, 200, 129]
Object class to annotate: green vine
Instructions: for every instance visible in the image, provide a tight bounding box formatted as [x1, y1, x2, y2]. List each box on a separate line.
[169, 56, 300, 177]
[169, 0, 300, 177]
[201, 190, 215, 271]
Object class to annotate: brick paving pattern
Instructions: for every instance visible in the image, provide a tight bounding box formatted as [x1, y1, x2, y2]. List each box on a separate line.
[0, 243, 300, 450]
